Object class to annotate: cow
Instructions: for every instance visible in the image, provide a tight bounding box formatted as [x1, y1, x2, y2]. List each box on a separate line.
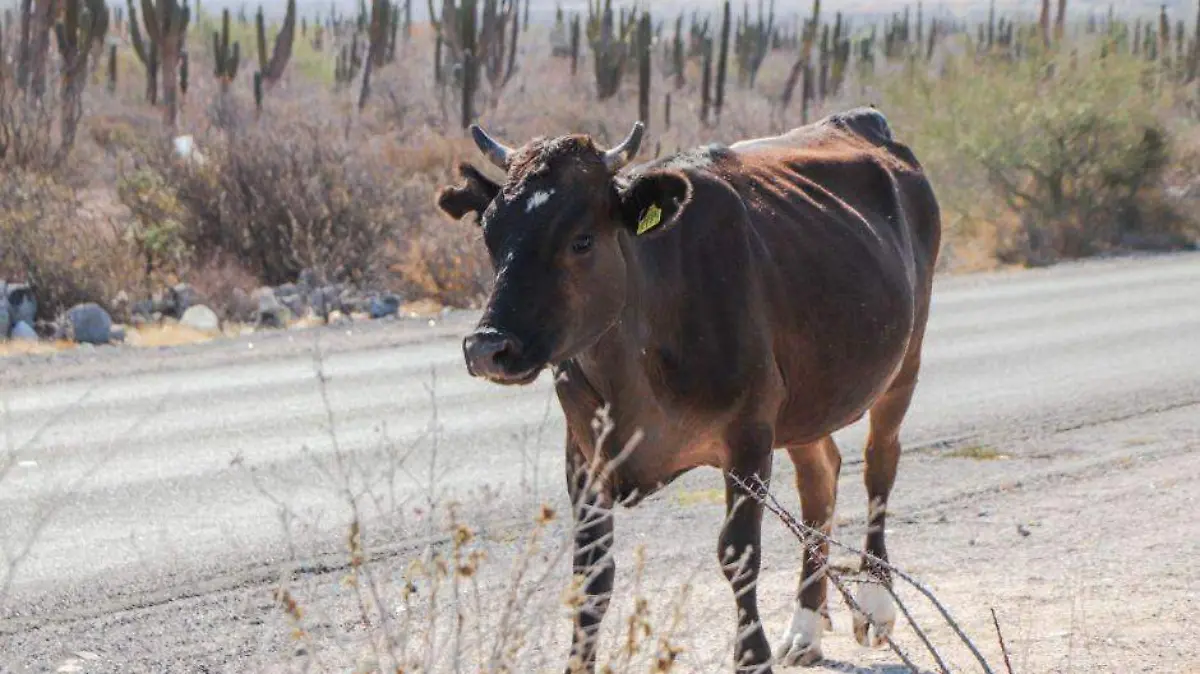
[434, 106, 942, 673]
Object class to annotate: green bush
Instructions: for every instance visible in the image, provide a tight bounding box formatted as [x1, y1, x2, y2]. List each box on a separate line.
[878, 51, 1187, 265]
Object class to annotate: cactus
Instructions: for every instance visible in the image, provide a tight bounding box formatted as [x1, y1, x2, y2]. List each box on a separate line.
[213, 7, 239, 92]
[127, 0, 158, 103]
[586, 0, 636, 100]
[255, 0, 295, 89]
[335, 40, 360, 85]
[700, 34, 712, 124]
[427, 0, 517, 112]
[20, 0, 55, 97]
[714, 0, 730, 118]
[133, 0, 190, 125]
[671, 12, 684, 88]
[636, 9, 650, 128]
[387, 1, 400, 62]
[107, 42, 117, 92]
[365, 0, 389, 68]
[734, 0, 773, 87]
[480, 0, 520, 90]
[569, 12, 580, 75]
[53, 0, 107, 156]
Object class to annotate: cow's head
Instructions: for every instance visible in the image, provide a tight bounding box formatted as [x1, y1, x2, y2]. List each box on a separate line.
[435, 121, 691, 385]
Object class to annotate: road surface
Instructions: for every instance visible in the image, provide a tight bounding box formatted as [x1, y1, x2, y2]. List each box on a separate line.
[2, 251, 1199, 673]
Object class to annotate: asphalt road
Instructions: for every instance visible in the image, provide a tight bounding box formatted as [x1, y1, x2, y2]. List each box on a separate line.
[2, 251, 1199, 673]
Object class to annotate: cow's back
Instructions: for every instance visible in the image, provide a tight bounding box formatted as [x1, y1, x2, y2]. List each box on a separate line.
[701, 110, 941, 442]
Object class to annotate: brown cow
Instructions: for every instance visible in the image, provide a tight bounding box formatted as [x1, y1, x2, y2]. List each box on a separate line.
[435, 107, 941, 673]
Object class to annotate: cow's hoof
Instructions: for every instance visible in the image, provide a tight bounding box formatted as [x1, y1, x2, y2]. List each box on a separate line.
[774, 607, 824, 666]
[850, 581, 896, 648]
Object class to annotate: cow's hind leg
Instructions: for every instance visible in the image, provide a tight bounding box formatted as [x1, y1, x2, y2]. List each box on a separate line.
[852, 350, 923, 648]
[720, 422, 776, 673]
[774, 436, 841, 667]
[564, 439, 615, 674]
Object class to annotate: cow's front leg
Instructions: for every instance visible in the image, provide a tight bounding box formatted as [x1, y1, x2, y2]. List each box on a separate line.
[564, 442, 615, 674]
[720, 423, 775, 674]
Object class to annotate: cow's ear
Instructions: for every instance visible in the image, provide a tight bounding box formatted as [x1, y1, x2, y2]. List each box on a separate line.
[435, 163, 501, 224]
[617, 169, 693, 238]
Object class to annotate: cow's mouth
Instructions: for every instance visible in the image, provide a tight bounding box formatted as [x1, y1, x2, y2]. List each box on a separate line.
[476, 364, 544, 386]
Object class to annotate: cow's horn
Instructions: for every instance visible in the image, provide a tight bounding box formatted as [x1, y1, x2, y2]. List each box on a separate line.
[469, 124, 514, 170]
[602, 121, 646, 173]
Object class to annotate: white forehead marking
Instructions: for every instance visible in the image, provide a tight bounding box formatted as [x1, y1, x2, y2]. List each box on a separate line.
[525, 188, 555, 213]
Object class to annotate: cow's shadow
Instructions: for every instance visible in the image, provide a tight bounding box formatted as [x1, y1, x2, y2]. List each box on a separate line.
[815, 660, 935, 674]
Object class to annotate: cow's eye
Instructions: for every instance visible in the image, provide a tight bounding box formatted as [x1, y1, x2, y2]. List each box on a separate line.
[571, 234, 594, 254]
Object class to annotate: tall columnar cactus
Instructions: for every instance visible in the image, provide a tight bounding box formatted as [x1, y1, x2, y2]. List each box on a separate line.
[21, 0, 55, 97]
[365, 0, 389, 68]
[636, 9, 650, 128]
[700, 32, 712, 124]
[714, 0, 730, 119]
[586, 0, 636, 100]
[213, 7, 240, 92]
[671, 12, 684, 88]
[480, 0, 520, 90]
[255, 0, 295, 89]
[107, 42, 117, 92]
[569, 12, 580, 75]
[127, 0, 158, 103]
[53, 0, 108, 157]
[734, 0, 773, 87]
[427, 0, 516, 115]
[134, 0, 190, 125]
[335, 37, 361, 85]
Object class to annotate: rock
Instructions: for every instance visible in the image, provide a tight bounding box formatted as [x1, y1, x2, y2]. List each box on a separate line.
[130, 299, 156, 320]
[297, 268, 319, 291]
[180, 305, 221, 334]
[60, 303, 113, 344]
[369, 293, 402, 319]
[167, 283, 197, 318]
[0, 281, 10, 337]
[327, 310, 352, 326]
[110, 326, 127, 343]
[339, 288, 371, 315]
[308, 284, 344, 319]
[253, 286, 290, 329]
[229, 287, 258, 323]
[7, 283, 37, 327]
[10, 321, 37, 341]
[278, 293, 307, 320]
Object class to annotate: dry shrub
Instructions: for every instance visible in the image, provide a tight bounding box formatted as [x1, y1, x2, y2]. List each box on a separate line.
[145, 119, 394, 288]
[0, 170, 141, 319]
[179, 252, 261, 322]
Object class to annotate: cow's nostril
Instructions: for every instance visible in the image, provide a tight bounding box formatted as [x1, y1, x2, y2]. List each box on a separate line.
[463, 330, 522, 376]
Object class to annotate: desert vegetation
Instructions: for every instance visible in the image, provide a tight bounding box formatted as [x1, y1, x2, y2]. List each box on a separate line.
[1, 0, 1199, 333]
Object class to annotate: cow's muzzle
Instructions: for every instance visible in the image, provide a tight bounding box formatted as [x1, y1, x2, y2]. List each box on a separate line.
[462, 329, 541, 385]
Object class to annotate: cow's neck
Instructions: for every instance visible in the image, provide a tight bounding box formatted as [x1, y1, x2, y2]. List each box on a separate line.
[573, 232, 679, 428]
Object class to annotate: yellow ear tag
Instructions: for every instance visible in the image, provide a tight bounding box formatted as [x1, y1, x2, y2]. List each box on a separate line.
[636, 204, 662, 235]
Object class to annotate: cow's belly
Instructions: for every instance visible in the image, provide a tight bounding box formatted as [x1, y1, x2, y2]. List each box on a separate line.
[770, 280, 916, 445]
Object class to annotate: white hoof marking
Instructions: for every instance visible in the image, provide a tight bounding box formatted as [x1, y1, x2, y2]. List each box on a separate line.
[851, 581, 896, 648]
[774, 606, 824, 667]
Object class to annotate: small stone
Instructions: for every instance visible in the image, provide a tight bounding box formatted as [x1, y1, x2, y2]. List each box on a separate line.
[180, 305, 221, 334]
[369, 293, 402, 319]
[7, 283, 37, 327]
[60, 303, 113, 345]
[10, 320, 39, 341]
[253, 287, 290, 329]
[168, 283, 197, 318]
[109, 326, 127, 343]
[0, 280, 10, 336]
